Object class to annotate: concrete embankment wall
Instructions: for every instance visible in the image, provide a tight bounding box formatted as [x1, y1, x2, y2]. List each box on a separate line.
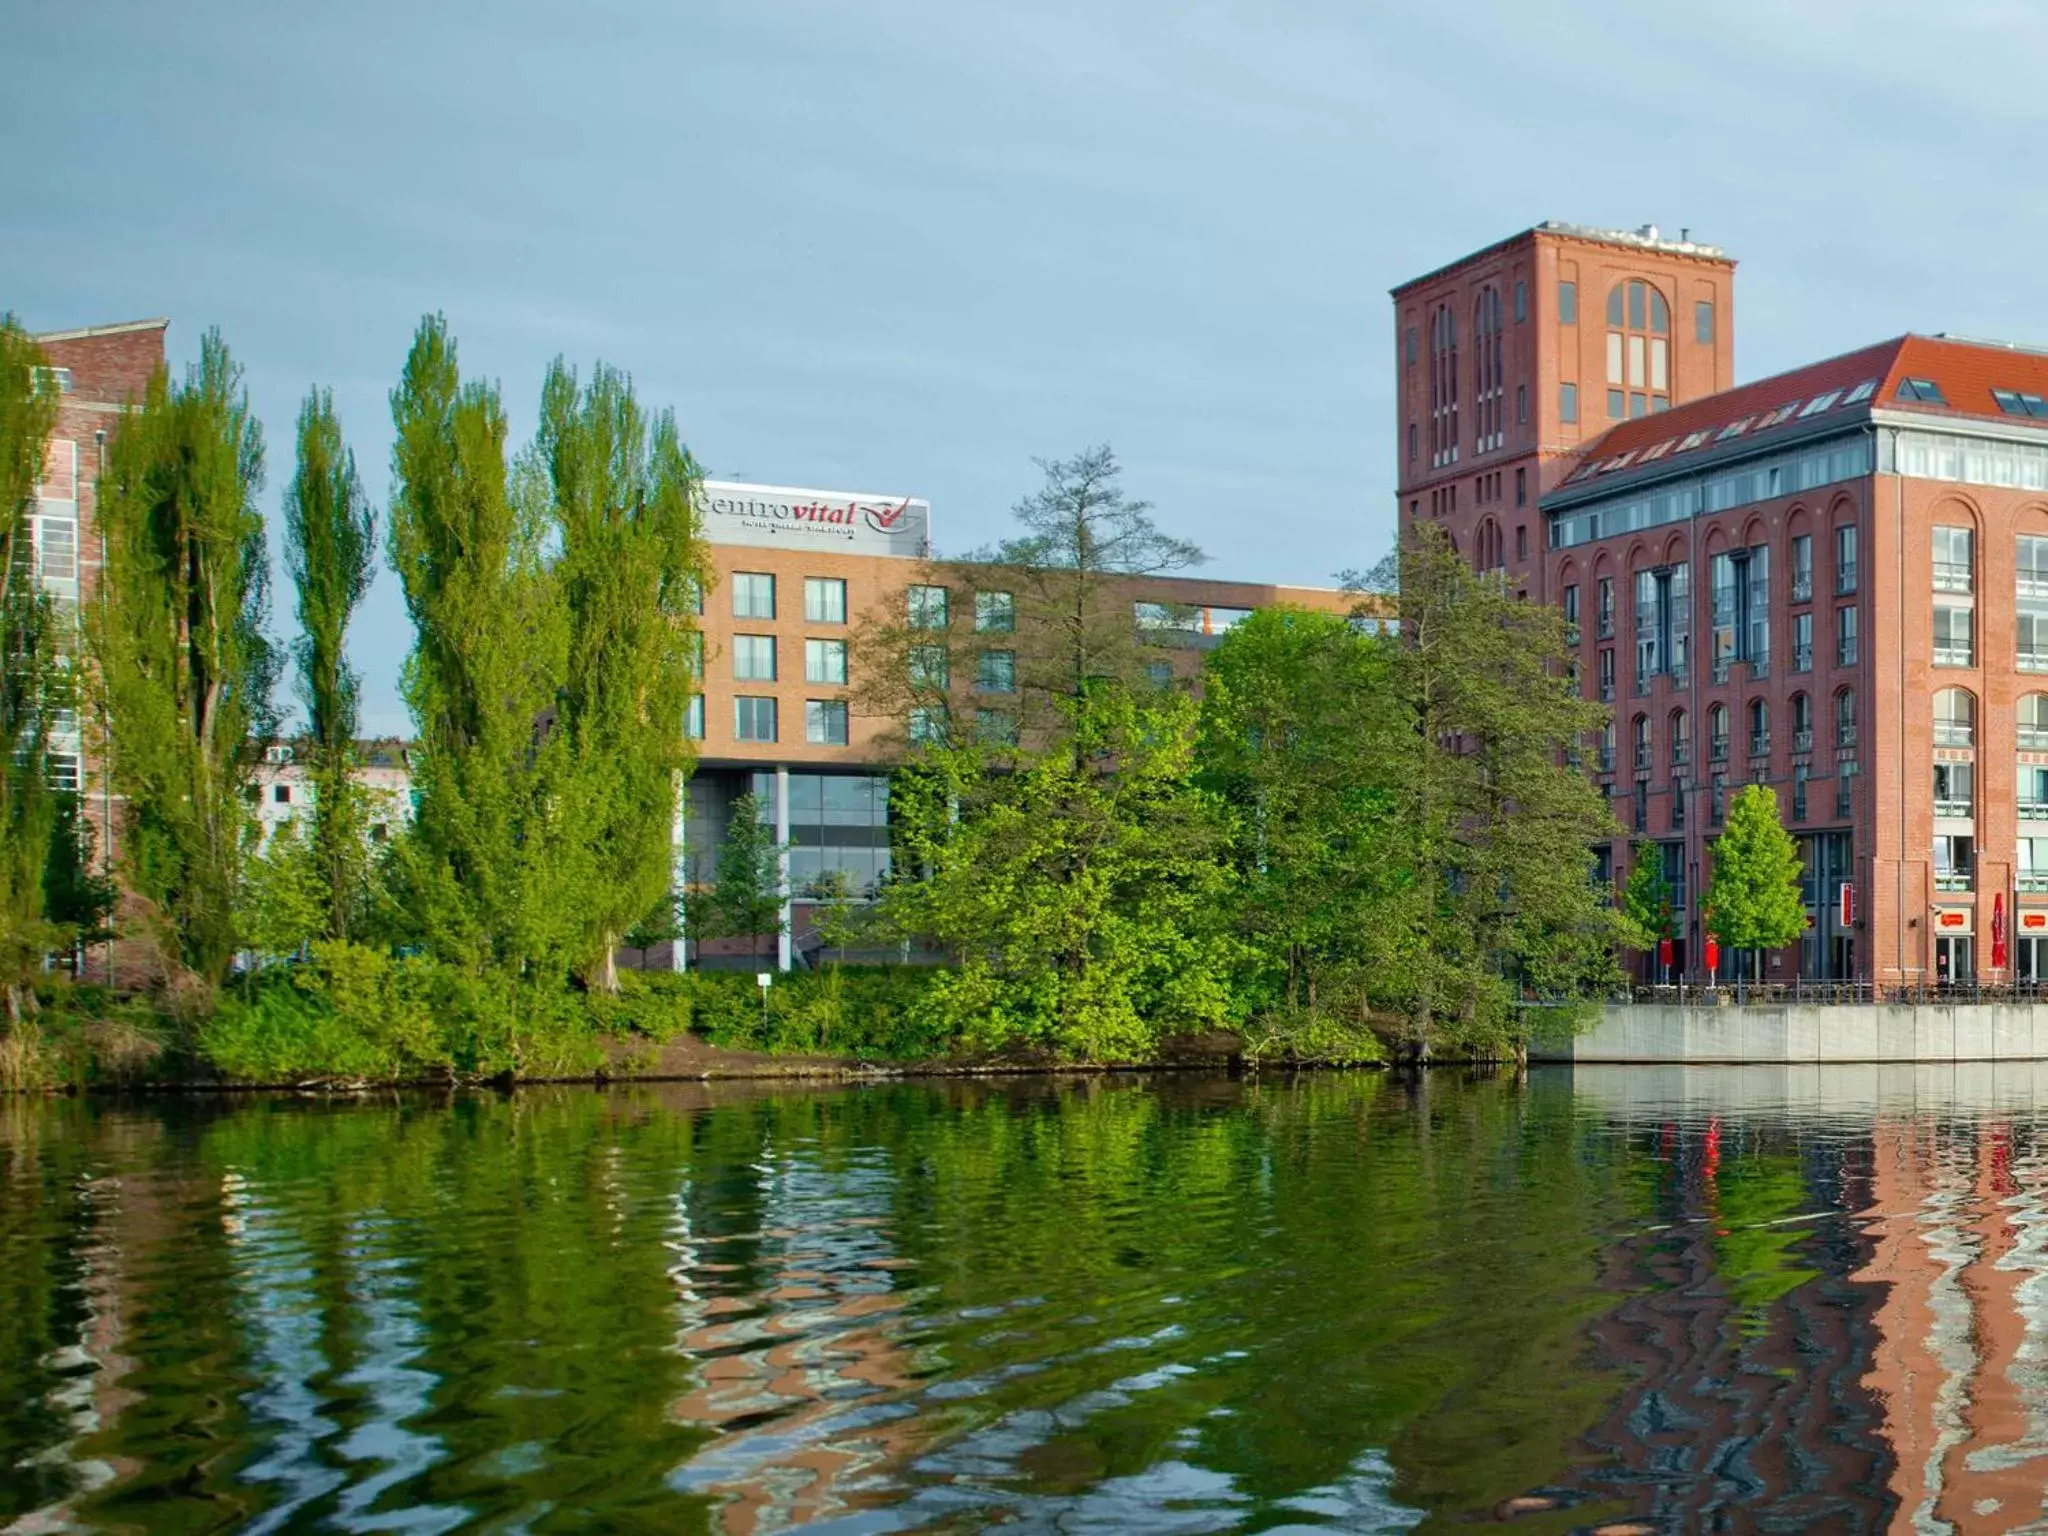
[1529, 1002, 2048, 1064]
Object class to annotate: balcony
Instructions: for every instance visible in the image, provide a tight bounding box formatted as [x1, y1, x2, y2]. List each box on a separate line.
[1671, 743, 1691, 768]
[2021, 727, 2048, 749]
[1564, 622, 1580, 644]
[1793, 644, 1812, 672]
[2023, 801, 2048, 821]
[2021, 873, 2048, 894]
[1837, 566, 1859, 595]
[2021, 572, 2048, 599]
[1935, 872, 1973, 892]
[1599, 680, 1616, 703]
[1634, 747, 1652, 773]
[1709, 737, 1730, 763]
[2021, 651, 2048, 674]
[1597, 747, 1615, 774]
[1791, 575, 1813, 603]
[1712, 658, 1732, 684]
[1837, 644, 1859, 667]
[1934, 800, 1974, 821]
[1793, 728, 1814, 753]
[1933, 645, 1975, 669]
[1597, 614, 1615, 640]
[1932, 725, 1974, 747]
[1749, 732, 1770, 758]
[1933, 561, 1973, 593]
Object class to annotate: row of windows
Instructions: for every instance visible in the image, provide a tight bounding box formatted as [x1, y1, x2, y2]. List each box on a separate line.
[1550, 437, 1874, 550]
[722, 696, 852, 746]
[722, 573, 1022, 634]
[1602, 690, 1860, 775]
[1602, 760, 1858, 835]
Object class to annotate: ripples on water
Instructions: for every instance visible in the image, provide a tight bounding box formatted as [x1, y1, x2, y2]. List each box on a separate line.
[7, 1067, 2048, 1532]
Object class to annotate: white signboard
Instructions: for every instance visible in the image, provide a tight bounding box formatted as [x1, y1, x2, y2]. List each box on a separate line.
[697, 479, 931, 559]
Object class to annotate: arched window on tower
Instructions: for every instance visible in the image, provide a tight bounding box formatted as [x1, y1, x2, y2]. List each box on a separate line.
[1429, 304, 1459, 468]
[1604, 279, 1671, 421]
[1473, 286, 1504, 454]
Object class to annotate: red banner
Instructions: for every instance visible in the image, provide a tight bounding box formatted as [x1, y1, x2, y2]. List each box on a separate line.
[1993, 891, 2009, 970]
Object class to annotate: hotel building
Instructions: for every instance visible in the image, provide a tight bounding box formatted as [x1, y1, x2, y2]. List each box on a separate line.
[1397, 222, 2048, 986]
[681, 480, 1357, 967]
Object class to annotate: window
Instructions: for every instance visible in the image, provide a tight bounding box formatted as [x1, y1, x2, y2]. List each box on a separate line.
[1670, 708, 1690, 766]
[1598, 721, 1616, 772]
[908, 706, 946, 746]
[685, 695, 705, 740]
[908, 584, 949, 629]
[976, 650, 1016, 693]
[732, 572, 775, 619]
[1709, 704, 1730, 762]
[2021, 539, 2048, 672]
[805, 700, 849, 746]
[1514, 279, 1527, 322]
[2023, 693, 2048, 749]
[1146, 660, 1174, 689]
[1835, 525, 1858, 593]
[1516, 385, 1528, 426]
[1933, 687, 1975, 746]
[1934, 835, 1973, 891]
[1597, 576, 1614, 638]
[975, 708, 1019, 747]
[1404, 327, 1416, 367]
[2023, 838, 2048, 893]
[1933, 761, 1973, 819]
[1896, 377, 1948, 405]
[1993, 388, 2048, 418]
[1604, 279, 1671, 415]
[274, 784, 291, 805]
[909, 644, 949, 690]
[1695, 300, 1715, 345]
[732, 634, 777, 681]
[1473, 286, 1505, 454]
[1516, 524, 1528, 560]
[734, 696, 778, 742]
[2023, 762, 2048, 819]
[1837, 762, 1856, 820]
[1708, 546, 1769, 678]
[1560, 383, 1579, 425]
[1790, 533, 1812, 601]
[1711, 774, 1727, 825]
[1408, 423, 1417, 462]
[1793, 611, 1813, 673]
[1836, 604, 1858, 666]
[1670, 780, 1686, 832]
[805, 637, 847, 684]
[975, 590, 1015, 633]
[1933, 526, 1974, 593]
[1793, 764, 1809, 822]
[1836, 689, 1857, 749]
[1515, 467, 1526, 506]
[1791, 692, 1813, 751]
[1562, 583, 1580, 642]
[1748, 698, 1770, 758]
[1429, 304, 1461, 466]
[1633, 780, 1649, 833]
[1933, 603, 1974, 667]
[804, 577, 847, 624]
[1598, 648, 1615, 702]
[1633, 563, 1691, 690]
[1558, 280, 1577, 324]
[1633, 714, 1651, 772]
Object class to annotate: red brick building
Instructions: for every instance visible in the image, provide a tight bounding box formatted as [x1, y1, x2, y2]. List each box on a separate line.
[1397, 225, 2048, 987]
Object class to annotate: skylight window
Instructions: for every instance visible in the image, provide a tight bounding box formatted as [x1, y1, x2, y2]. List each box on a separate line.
[1796, 390, 1843, 418]
[1897, 377, 1947, 405]
[1754, 403, 1800, 429]
[1566, 463, 1597, 484]
[1715, 417, 1753, 442]
[1993, 388, 2048, 419]
[1639, 438, 1678, 462]
[1677, 430, 1713, 452]
[1843, 380, 1877, 405]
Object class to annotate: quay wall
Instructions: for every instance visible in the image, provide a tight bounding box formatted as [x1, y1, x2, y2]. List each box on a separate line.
[1530, 1002, 2048, 1064]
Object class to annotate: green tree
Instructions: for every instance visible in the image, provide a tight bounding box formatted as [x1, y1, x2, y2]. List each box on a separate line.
[532, 358, 708, 990]
[89, 330, 278, 987]
[281, 388, 378, 940]
[1705, 784, 1806, 979]
[0, 319, 64, 1019]
[870, 686, 1238, 1060]
[691, 793, 784, 963]
[1198, 606, 1410, 1050]
[1618, 842, 1675, 957]
[238, 818, 326, 962]
[1367, 525, 1623, 1058]
[43, 793, 117, 964]
[383, 315, 573, 979]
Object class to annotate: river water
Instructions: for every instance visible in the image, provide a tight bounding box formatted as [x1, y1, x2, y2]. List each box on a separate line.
[4, 1067, 2048, 1534]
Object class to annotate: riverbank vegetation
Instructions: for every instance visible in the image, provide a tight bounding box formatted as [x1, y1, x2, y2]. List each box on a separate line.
[0, 318, 1622, 1090]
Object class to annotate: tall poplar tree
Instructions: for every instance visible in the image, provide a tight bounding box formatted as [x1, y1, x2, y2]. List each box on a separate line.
[90, 330, 278, 985]
[533, 358, 707, 990]
[281, 388, 377, 939]
[0, 319, 64, 1017]
[385, 315, 573, 977]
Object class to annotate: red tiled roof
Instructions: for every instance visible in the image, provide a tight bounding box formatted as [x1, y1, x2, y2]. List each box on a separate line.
[1561, 333, 2048, 493]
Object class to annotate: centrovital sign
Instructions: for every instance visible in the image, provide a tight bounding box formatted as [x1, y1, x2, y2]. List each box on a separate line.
[697, 480, 931, 559]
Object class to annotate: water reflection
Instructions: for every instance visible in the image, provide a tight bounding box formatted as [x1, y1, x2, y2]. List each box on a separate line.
[12, 1072, 2048, 1530]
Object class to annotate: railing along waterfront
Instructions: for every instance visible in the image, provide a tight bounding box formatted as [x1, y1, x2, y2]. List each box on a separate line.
[1615, 979, 2048, 1006]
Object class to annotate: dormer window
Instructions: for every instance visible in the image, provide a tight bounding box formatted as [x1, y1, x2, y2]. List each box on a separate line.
[1896, 377, 1947, 405]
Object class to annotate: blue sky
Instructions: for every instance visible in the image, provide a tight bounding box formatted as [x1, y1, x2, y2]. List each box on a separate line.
[3, 0, 2041, 733]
